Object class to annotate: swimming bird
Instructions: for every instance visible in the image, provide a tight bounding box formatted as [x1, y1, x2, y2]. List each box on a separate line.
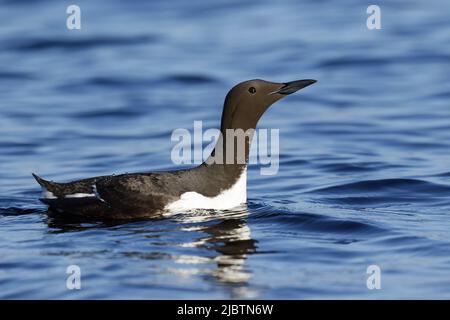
[33, 79, 316, 219]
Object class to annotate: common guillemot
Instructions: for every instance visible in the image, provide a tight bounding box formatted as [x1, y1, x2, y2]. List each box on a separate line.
[33, 79, 316, 219]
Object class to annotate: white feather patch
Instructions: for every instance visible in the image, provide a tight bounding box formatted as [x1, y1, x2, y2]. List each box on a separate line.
[40, 185, 96, 199]
[41, 187, 57, 199]
[64, 193, 95, 198]
[165, 168, 247, 211]
[92, 184, 106, 202]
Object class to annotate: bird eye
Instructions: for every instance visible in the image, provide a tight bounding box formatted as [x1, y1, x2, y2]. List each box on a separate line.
[248, 87, 256, 94]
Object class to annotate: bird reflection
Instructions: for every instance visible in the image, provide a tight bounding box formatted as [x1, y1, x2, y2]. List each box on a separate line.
[44, 207, 258, 298]
[167, 207, 259, 298]
[199, 217, 257, 284]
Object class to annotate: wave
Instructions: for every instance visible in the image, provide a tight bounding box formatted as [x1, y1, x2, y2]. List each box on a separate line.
[162, 74, 221, 85]
[309, 178, 450, 195]
[10, 35, 159, 51]
[248, 203, 385, 235]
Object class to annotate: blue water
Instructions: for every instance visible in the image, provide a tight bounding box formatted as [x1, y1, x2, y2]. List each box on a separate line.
[1, 0, 450, 299]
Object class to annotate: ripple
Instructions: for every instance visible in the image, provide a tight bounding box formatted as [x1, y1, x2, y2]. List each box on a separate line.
[0, 71, 35, 80]
[86, 76, 153, 88]
[318, 53, 450, 69]
[162, 74, 221, 85]
[0, 141, 40, 155]
[318, 162, 383, 173]
[10, 35, 159, 51]
[0, 207, 44, 216]
[249, 206, 384, 235]
[318, 56, 390, 69]
[0, 141, 40, 149]
[310, 179, 450, 195]
[72, 108, 144, 119]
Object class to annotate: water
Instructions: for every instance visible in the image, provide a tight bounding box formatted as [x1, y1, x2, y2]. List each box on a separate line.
[1, 0, 450, 299]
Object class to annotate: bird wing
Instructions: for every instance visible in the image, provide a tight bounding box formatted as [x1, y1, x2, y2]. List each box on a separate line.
[93, 173, 178, 212]
[32, 172, 179, 217]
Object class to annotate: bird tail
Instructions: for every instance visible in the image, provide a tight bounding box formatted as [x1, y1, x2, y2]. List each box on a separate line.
[32, 173, 56, 189]
[32, 173, 107, 217]
[31, 172, 65, 199]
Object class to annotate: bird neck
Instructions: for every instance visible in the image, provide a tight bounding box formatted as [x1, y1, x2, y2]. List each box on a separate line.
[206, 122, 255, 163]
[199, 99, 260, 183]
[198, 123, 254, 188]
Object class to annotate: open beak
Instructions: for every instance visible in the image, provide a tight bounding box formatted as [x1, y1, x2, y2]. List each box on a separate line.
[269, 79, 317, 95]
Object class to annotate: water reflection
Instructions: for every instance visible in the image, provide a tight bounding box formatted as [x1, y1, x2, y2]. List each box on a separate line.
[45, 207, 258, 298]
[203, 218, 256, 284]
[170, 208, 259, 298]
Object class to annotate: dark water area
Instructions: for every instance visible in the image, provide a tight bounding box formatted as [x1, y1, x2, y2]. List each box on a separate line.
[1, 0, 450, 299]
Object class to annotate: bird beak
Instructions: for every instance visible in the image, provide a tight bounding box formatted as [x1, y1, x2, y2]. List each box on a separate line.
[269, 79, 317, 95]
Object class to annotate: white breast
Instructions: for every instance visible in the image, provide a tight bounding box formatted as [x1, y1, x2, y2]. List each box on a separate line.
[165, 168, 247, 211]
